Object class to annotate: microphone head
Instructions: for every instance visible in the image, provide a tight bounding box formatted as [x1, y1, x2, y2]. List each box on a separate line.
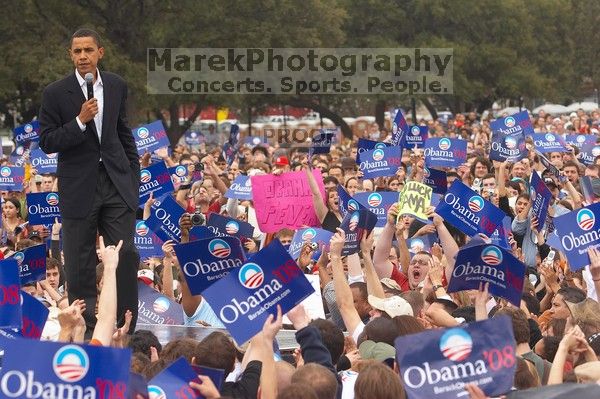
[84, 73, 94, 84]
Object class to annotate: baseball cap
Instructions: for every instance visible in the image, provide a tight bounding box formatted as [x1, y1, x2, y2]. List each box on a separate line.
[574, 361, 600, 383]
[368, 294, 413, 318]
[275, 156, 289, 166]
[137, 269, 154, 286]
[380, 278, 402, 292]
[359, 340, 396, 362]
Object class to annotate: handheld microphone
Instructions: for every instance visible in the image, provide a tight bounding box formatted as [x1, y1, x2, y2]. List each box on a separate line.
[84, 72, 94, 100]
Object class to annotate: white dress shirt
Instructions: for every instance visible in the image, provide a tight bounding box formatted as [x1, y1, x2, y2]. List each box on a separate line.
[75, 69, 104, 143]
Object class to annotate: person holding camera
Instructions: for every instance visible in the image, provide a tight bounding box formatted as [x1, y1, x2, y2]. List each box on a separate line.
[175, 155, 228, 221]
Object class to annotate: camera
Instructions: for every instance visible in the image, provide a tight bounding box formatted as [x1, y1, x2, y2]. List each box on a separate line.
[193, 162, 204, 172]
[308, 242, 318, 250]
[190, 206, 206, 226]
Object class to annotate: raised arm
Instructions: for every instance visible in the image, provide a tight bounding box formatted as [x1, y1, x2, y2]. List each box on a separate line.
[361, 232, 385, 298]
[177, 214, 202, 316]
[395, 216, 411, 275]
[305, 166, 328, 223]
[92, 237, 122, 346]
[496, 161, 508, 198]
[330, 229, 362, 338]
[431, 209, 459, 282]
[373, 203, 399, 278]
[161, 240, 176, 300]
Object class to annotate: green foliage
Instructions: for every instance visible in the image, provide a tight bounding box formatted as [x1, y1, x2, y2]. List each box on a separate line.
[0, 0, 597, 136]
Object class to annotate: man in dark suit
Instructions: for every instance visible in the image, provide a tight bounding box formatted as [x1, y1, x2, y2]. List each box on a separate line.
[38, 29, 140, 334]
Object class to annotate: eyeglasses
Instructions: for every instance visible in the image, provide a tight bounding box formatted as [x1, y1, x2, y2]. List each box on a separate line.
[409, 259, 429, 266]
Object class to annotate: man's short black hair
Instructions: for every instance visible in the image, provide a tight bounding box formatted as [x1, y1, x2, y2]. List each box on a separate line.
[129, 330, 161, 358]
[71, 28, 102, 48]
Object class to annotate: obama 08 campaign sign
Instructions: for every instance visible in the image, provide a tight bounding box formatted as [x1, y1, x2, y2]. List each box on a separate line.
[0, 337, 131, 399]
[202, 240, 314, 344]
[395, 316, 516, 399]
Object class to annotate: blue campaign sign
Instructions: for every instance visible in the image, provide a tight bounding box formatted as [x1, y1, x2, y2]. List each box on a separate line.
[288, 227, 334, 260]
[490, 216, 512, 250]
[423, 167, 448, 194]
[554, 202, 600, 271]
[26, 192, 61, 225]
[357, 146, 403, 179]
[225, 175, 253, 200]
[339, 209, 378, 256]
[579, 140, 600, 166]
[174, 236, 246, 295]
[189, 226, 217, 241]
[222, 142, 238, 166]
[354, 191, 398, 227]
[530, 172, 552, 231]
[309, 128, 336, 158]
[391, 108, 409, 146]
[407, 233, 438, 254]
[128, 373, 148, 399]
[10, 244, 46, 286]
[448, 244, 526, 306]
[0, 166, 25, 191]
[139, 162, 175, 204]
[10, 145, 30, 168]
[355, 138, 391, 162]
[424, 138, 467, 168]
[144, 195, 185, 243]
[138, 282, 184, 325]
[13, 120, 40, 144]
[536, 150, 565, 182]
[565, 134, 595, 150]
[532, 132, 568, 153]
[207, 213, 254, 240]
[395, 316, 516, 399]
[337, 185, 366, 219]
[148, 358, 202, 399]
[435, 181, 506, 237]
[402, 125, 428, 149]
[191, 365, 224, 392]
[133, 120, 170, 155]
[184, 130, 204, 146]
[1, 291, 50, 340]
[489, 111, 532, 163]
[0, 337, 132, 398]
[29, 149, 58, 173]
[0, 259, 23, 329]
[202, 240, 315, 344]
[244, 136, 263, 147]
[168, 165, 188, 184]
[168, 165, 203, 185]
[228, 124, 240, 146]
[20, 291, 49, 339]
[134, 220, 163, 259]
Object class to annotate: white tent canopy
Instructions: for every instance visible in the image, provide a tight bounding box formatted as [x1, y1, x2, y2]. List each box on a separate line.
[565, 102, 599, 113]
[495, 107, 526, 117]
[532, 103, 569, 115]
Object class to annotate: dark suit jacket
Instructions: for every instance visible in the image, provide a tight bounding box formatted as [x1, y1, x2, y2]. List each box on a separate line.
[38, 71, 140, 218]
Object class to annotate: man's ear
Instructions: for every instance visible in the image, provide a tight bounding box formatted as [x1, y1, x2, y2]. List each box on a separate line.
[191, 356, 196, 365]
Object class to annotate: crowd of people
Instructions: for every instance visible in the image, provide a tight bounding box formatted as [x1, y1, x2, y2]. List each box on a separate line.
[3, 106, 600, 399]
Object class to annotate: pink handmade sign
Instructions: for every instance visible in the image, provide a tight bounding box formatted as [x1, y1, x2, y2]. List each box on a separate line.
[251, 170, 326, 233]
